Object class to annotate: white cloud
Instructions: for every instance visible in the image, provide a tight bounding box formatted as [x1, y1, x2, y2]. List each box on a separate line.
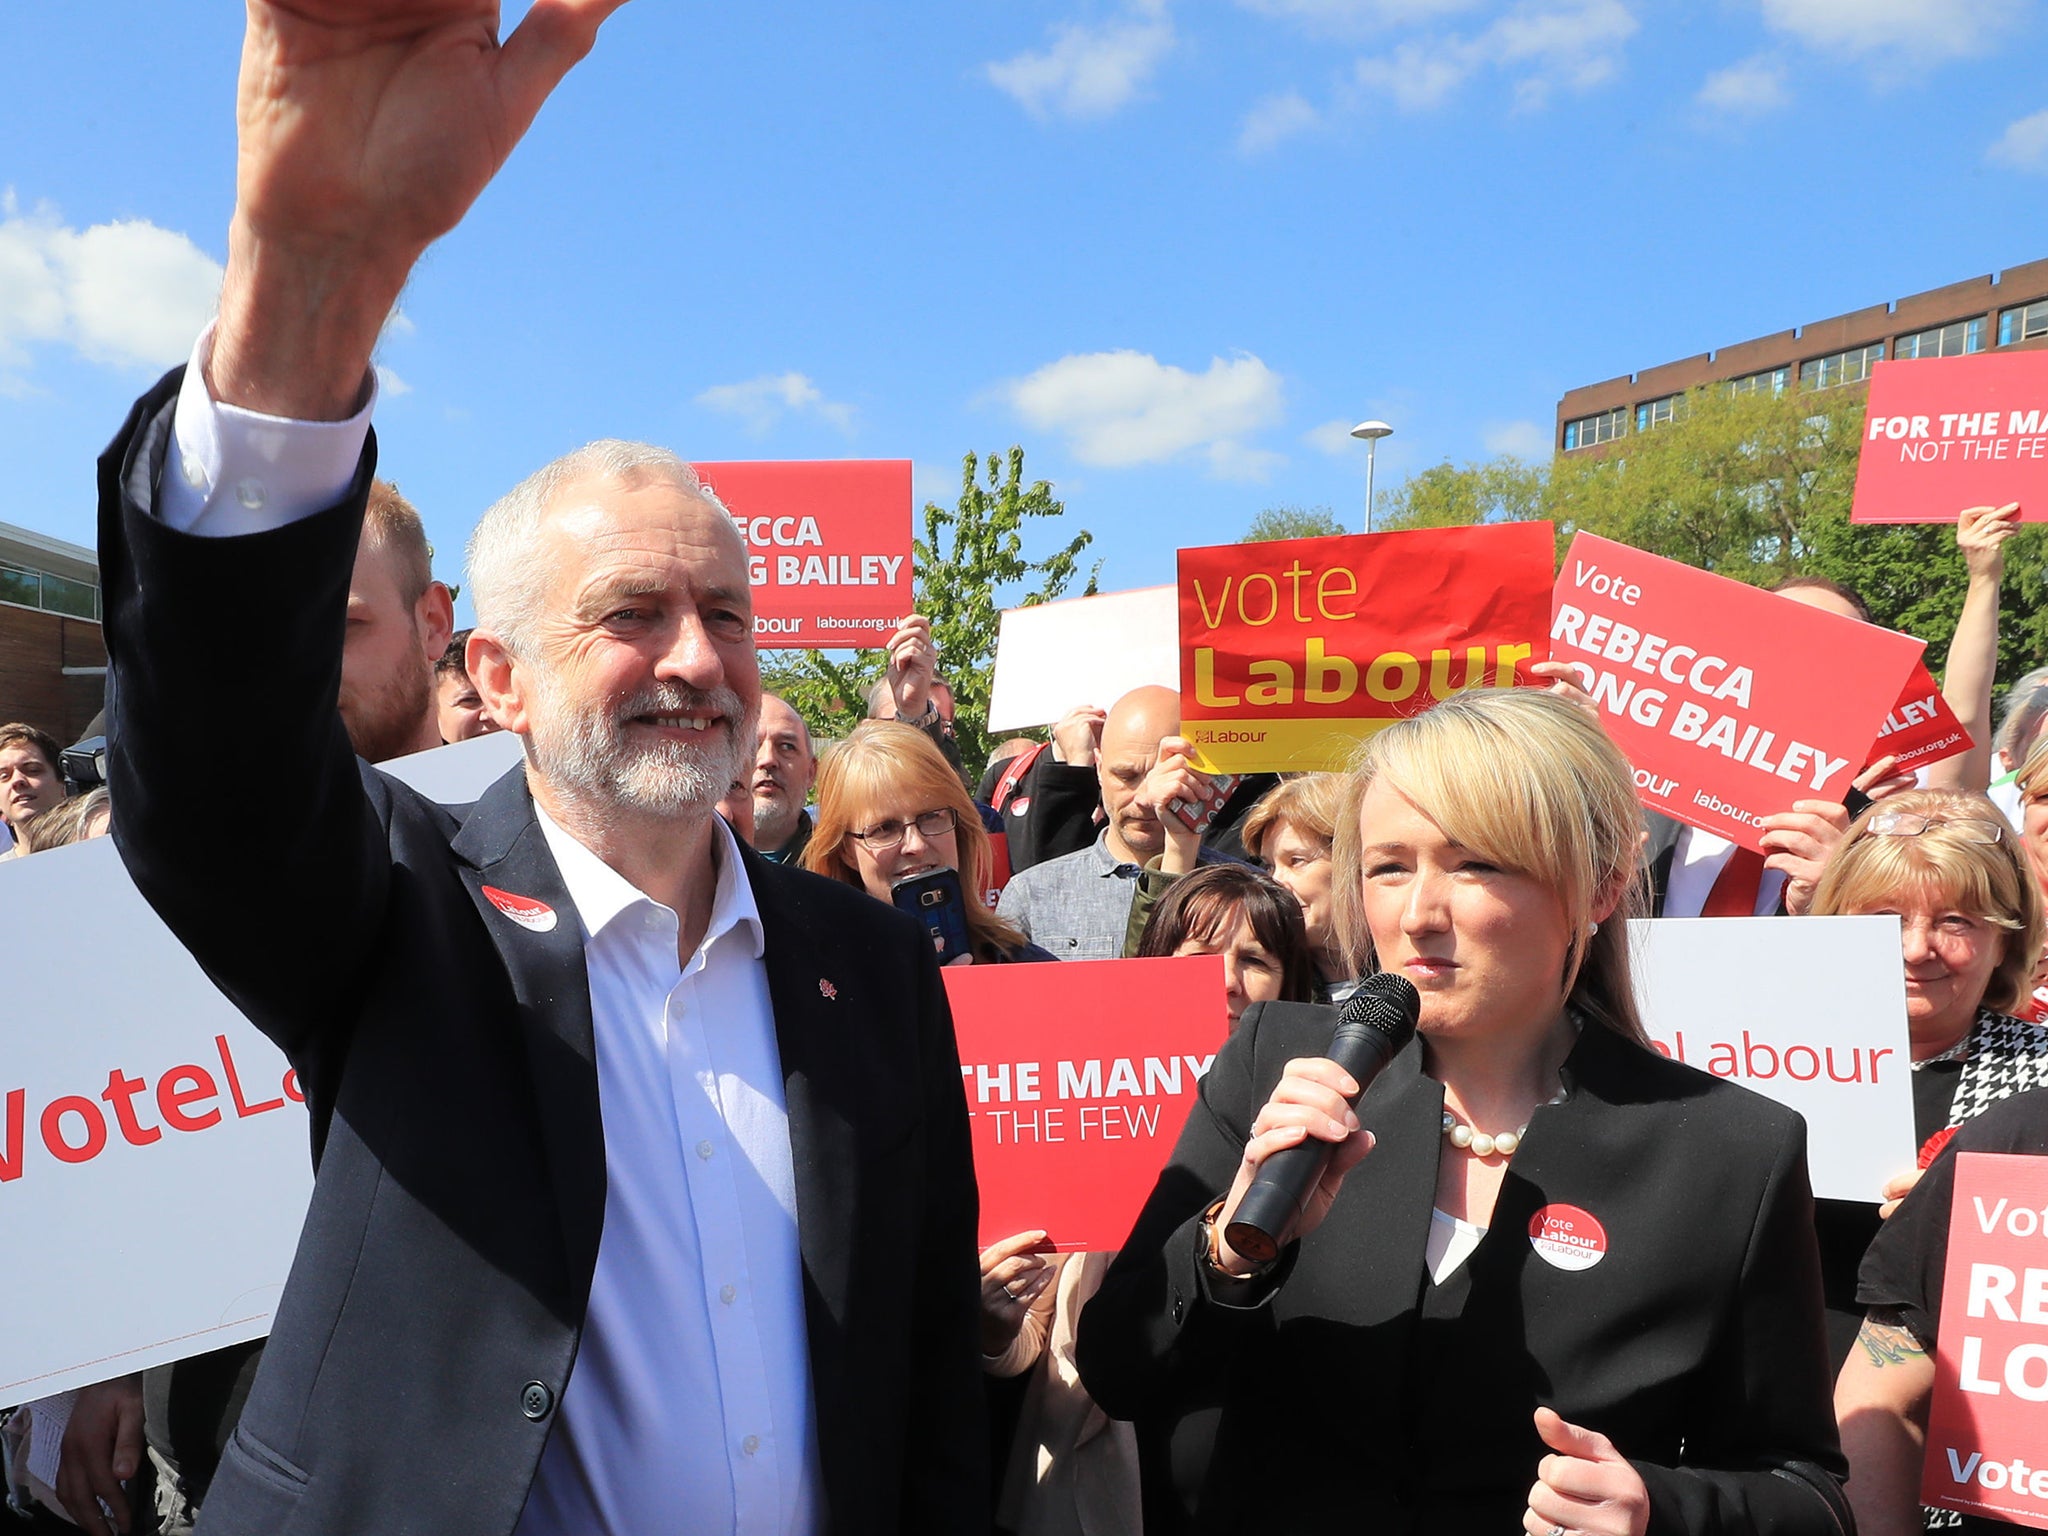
[694, 371, 856, 435]
[1305, 418, 1369, 455]
[1003, 349, 1285, 474]
[1238, 91, 1322, 154]
[1989, 109, 2048, 173]
[0, 195, 221, 379]
[986, 2, 1176, 120]
[1352, 0, 1637, 111]
[1206, 441, 1288, 481]
[1482, 419, 1549, 457]
[1758, 0, 2021, 56]
[1696, 55, 1789, 115]
[375, 365, 412, 398]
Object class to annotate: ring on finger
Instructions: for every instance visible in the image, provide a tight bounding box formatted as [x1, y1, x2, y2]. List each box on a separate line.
[1547, 1524, 1567, 1536]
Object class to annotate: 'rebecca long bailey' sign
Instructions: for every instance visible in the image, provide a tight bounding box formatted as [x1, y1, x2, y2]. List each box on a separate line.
[1550, 534, 1925, 852]
[692, 459, 914, 648]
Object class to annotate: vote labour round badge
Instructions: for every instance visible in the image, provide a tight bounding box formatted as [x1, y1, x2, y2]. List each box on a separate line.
[1529, 1204, 1607, 1273]
[482, 886, 559, 933]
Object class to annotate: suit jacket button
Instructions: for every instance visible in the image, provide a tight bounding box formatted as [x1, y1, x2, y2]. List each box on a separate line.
[521, 1381, 554, 1421]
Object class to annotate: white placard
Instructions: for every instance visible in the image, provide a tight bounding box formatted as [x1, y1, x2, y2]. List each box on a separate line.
[0, 733, 520, 1401]
[1630, 915, 1916, 1203]
[986, 585, 1180, 731]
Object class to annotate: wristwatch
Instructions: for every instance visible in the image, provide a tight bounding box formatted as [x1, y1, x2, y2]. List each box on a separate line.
[1199, 1198, 1274, 1282]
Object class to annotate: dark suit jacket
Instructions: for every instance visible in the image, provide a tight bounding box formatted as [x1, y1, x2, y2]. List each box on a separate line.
[97, 371, 986, 1535]
[1075, 1001, 1851, 1536]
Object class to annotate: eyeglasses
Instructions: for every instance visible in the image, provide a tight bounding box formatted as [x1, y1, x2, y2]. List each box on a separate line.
[850, 807, 958, 852]
[1867, 812, 2005, 845]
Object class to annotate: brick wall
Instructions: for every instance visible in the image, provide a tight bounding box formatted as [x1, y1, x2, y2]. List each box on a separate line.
[0, 603, 106, 743]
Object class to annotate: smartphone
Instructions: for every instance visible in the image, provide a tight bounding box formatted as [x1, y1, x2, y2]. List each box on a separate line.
[892, 868, 972, 964]
[1170, 772, 1241, 836]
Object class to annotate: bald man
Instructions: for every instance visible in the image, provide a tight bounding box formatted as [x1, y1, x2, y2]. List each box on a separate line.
[997, 687, 1226, 958]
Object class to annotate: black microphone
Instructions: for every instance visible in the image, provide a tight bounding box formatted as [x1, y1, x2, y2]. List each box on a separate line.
[1223, 972, 1420, 1266]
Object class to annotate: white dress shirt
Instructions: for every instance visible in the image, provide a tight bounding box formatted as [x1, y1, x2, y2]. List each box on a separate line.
[519, 809, 820, 1536]
[1662, 826, 1787, 919]
[157, 329, 821, 1534]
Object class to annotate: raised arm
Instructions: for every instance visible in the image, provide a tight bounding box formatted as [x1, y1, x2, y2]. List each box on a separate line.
[1928, 502, 2020, 792]
[103, 0, 625, 1063]
[211, 0, 626, 419]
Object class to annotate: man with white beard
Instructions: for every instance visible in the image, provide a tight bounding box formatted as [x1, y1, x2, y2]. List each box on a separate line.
[93, 5, 985, 1531]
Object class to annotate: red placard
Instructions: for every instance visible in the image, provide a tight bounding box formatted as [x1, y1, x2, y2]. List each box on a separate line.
[1851, 353, 2048, 524]
[1869, 662, 1973, 773]
[690, 460, 913, 648]
[1551, 534, 1924, 852]
[1177, 523, 1554, 773]
[1921, 1152, 2048, 1529]
[944, 956, 1229, 1252]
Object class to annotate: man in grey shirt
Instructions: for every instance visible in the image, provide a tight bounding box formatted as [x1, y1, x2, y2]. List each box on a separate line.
[999, 686, 1204, 958]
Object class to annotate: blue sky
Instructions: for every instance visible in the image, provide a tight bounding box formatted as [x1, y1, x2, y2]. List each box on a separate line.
[3, 0, 2045, 617]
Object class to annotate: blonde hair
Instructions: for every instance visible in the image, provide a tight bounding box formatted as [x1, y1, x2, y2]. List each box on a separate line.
[1809, 788, 2042, 1015]
[804, 720, 1030, 959]
[1328, 690, 1649, 1042]
[1240, 773, 1345, 863]
[2016, 732, 2048, 805]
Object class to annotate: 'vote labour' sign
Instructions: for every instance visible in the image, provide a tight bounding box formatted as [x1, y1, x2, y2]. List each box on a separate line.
[945, 956, 1229, 1252]
[1921, 1152, 2048, 1530]
[1851, 351, 2048, 525]
[691, 460, 913, 648]
[1177, 522, 1554, 774]
[1551, 534, 1924, 852]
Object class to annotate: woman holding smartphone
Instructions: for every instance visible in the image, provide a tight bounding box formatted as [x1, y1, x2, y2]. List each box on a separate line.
[1076, 689, 1851, 1536]
[803, 719, 1049, 965]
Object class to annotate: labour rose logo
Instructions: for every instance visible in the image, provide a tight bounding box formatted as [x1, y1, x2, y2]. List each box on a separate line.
[819, 979, 838, 1001]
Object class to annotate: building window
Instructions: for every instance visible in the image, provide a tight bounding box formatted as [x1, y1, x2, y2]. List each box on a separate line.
[1563, 407, 1627, 451]
[1799, 343, 1885, 390]
[1636, 394, 1685, 432]
[1727, 367, 1789, 397]
[2001, 300, 2048, 347]
[1894, 318, 1986, 360]
[0, 559, 100, 620]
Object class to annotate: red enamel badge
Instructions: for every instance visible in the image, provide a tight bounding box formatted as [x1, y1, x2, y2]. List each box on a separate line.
[482, 886, 558, 933]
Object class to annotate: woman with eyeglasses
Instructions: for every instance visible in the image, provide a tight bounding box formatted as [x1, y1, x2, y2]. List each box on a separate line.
[802, 719, 1050, 965]
[1817, 791, 2048, 1533]
[1803, 790, 2048, 1368]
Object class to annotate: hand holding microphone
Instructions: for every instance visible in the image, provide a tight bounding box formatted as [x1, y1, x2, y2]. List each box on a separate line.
[1212, 974, 1420, 1274]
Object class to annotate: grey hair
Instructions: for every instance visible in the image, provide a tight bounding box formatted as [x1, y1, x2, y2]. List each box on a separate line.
[465, 439, 743, 656]
[1997, 666, 2048, 767]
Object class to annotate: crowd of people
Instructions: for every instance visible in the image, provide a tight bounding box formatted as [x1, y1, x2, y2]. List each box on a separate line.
[4, 5, 2046, 1535]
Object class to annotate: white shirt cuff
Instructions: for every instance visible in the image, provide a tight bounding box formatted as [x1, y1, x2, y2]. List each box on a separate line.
[157, 323, 379, 536]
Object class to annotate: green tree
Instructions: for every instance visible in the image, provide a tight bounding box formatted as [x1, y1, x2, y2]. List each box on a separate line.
[1375, 457, 1546, 532]
[1242, 504, 1348, 542]
[760, 447, 1097, 777]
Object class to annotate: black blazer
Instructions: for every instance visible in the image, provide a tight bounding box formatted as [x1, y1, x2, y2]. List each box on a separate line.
[1074, 1001, 1851, 1536]
[97, 371, 986, 1535]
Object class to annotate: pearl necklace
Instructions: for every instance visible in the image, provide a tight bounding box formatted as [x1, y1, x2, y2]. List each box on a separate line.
[1441, 1088, 1566, 1159]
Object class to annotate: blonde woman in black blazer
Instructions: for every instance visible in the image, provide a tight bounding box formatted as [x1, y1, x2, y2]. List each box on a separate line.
[1077, 690, 1852, 1536]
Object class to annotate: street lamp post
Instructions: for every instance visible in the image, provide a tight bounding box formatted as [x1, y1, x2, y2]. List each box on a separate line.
[1350, 420, 1393, 533]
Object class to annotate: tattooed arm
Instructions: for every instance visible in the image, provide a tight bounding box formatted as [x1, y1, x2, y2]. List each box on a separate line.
[1834, 1309, 1936, 1536]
